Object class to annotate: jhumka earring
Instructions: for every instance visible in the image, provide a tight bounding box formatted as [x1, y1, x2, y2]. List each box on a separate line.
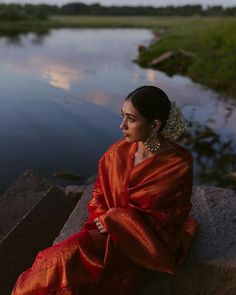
[144, 130, 161, 152]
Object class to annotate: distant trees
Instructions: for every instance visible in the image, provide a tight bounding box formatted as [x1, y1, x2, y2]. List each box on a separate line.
[0, 2, 236, 21]
[0, 3, 59, 21]
[62, 3, 90, 15]
[59, 3, 236, 16]
[221, 6, 236, 16]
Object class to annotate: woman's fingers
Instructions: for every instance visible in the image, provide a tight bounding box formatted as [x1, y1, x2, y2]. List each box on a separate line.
[97, 224, 107, 233]
[93, 217, 107, 233]
[99, 227, 107, 233]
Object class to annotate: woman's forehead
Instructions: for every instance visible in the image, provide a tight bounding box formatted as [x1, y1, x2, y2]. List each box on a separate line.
[121, 100, 139, 116]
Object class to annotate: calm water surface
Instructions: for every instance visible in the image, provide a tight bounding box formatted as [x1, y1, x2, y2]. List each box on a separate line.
[0, 29, 235, 192]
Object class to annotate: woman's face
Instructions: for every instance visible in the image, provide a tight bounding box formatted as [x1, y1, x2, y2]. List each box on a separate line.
[120, 99, 151, 143]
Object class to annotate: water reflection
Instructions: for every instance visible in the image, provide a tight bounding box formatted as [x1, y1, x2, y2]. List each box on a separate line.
[146, 69, 158, 83]
[0, 29, 235, 192]
[1, 31, 49, 46]
[179, 121, 236, 189]
[31, 31, 50, 45]
[41, 63, 87, 91]
[86, 90, 110, 106]
[0, 30, 50, 47]
[5, 35, 22, 46]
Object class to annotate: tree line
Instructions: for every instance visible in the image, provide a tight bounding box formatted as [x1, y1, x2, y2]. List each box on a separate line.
[1, 2, 236, 21]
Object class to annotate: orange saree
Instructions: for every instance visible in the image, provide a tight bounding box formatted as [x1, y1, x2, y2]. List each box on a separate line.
[11, 139, 198, 295]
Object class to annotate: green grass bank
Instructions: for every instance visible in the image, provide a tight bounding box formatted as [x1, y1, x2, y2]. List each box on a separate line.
[137, 17, 236, 99]
[1, 16, 235, 98]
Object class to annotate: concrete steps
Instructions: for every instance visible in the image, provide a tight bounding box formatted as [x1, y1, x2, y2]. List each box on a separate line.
[0, 170, 51, 244]
[0, 171, 77, 295]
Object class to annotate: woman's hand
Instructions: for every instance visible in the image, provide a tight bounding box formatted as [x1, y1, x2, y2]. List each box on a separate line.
[94, 217, 107, 233]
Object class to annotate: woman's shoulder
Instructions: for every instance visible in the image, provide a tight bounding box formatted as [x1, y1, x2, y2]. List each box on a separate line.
[169, 140, 193, 163]
[100, 139, 127, 161]
[105, 138, 126, 153]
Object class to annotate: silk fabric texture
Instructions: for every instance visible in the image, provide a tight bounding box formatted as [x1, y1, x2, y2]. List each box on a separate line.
[11, 139, 198, 295]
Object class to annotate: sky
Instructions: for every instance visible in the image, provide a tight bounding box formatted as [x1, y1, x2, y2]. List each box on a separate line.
[2, 0, 236, 8]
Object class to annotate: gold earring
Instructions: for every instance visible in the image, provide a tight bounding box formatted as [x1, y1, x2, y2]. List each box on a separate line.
[144, 129, 160, 152]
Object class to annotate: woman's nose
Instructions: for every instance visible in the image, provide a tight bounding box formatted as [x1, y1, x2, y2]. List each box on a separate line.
[120, 118, 127, 130]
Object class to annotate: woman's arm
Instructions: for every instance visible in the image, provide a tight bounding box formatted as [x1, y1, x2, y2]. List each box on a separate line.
[83, 141, 118, 231]
[87, 174, 108, 222]
[98, 156, 198, 273]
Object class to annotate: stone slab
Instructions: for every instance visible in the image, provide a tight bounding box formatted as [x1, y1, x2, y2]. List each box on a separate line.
[190, 185, 236, 260]
[0, 173, 77, 295]
[54, 184, 93, 244]
[0, 170, 51, 243]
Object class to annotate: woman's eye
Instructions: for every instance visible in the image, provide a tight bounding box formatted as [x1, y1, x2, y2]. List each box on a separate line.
[128, 117, 135, 123]
[120, 113, 135, 122]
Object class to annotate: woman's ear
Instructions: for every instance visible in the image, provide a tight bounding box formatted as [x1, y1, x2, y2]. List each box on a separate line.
[152, 119, 161, 132]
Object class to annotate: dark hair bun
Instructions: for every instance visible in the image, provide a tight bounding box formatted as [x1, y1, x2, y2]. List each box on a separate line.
[125, 85, 171, 130]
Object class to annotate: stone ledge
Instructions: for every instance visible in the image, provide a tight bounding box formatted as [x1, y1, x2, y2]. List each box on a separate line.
[0, 170, 51, 243]
[0, 171, 77, 295]
[190, 185, 236, 261]
[54, 184, 94, 244]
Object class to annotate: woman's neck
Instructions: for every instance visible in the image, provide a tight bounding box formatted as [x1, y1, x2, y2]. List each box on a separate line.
[137, 142, 154, 158]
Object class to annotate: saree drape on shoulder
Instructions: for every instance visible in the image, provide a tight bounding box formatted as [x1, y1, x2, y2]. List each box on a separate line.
[11, 139, 198, 295]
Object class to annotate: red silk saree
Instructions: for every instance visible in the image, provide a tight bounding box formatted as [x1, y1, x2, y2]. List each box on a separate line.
[11, 139, 198, 295]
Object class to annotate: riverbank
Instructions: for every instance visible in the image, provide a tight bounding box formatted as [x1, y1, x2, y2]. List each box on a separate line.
[0, 16, 190, 33]
[1, 15, 235, 99]
[0, 15, 175, 35]
[137, 16, 236, 99]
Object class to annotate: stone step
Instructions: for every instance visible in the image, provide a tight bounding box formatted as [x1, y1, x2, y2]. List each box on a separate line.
[0, 170, 51, 243]
[54, 183, 93, 244]
[0, 171, 77, 295]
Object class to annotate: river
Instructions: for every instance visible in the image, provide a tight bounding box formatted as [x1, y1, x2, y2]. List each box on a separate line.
[0, 28, 235, 192]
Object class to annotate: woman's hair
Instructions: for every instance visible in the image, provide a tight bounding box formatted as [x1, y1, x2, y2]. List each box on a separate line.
[125, 85, 171, 131]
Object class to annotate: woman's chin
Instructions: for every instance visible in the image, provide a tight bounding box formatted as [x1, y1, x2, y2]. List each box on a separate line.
[124, 136, 134, 143]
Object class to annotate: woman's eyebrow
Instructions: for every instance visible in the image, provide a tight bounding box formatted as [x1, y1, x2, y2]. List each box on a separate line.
[120, 109, 137, 118]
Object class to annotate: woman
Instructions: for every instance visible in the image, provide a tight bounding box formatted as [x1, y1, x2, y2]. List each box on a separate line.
[11, 85, 198, 295]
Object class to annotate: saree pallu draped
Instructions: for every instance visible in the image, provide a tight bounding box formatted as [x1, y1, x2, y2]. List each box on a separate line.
[11, 139, 198, 295]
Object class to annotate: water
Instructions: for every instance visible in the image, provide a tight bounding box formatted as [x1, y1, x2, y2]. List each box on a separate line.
[0, 29, 235, 192]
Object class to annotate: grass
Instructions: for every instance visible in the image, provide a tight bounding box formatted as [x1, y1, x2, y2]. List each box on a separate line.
[137, 17, 236, 98]
[51, 15, 163, 28]
[0, 15, 235, 98]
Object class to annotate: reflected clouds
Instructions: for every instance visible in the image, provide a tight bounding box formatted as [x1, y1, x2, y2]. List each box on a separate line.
[40, 63, 86, 91]
[146, 69, 157, 82]
[131, 69, 157, 85]
[86, 90, 110, 106]
[3, 57, 87, 91]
